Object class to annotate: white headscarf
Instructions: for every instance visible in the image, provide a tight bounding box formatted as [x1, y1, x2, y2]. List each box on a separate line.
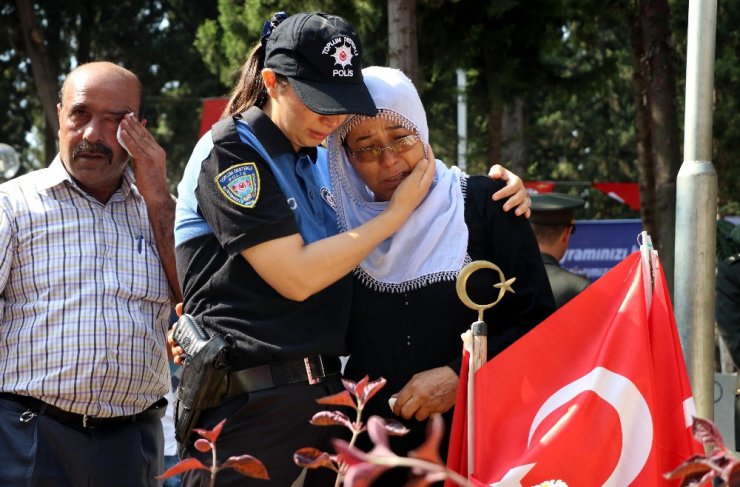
[327, 66, 469, 293]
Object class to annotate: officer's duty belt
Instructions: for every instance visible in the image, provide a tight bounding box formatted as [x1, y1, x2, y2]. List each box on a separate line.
[226, 355, 341, 395]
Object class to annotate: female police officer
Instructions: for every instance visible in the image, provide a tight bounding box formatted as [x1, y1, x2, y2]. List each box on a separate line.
[173, 12, 435, 487]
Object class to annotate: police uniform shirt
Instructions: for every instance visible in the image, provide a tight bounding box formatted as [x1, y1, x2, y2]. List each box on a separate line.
[175, 107, 351, 370]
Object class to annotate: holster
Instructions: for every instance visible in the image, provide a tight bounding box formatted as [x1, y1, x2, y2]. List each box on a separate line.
[173, 315, 233, 446]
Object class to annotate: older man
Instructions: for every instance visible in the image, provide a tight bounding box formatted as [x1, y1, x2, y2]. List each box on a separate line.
[0, 61, 180, 486]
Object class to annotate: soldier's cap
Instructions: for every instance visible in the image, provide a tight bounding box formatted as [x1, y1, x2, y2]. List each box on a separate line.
[530, 192, 586, 226]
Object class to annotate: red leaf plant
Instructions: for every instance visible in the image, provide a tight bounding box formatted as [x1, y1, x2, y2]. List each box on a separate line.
[664, 417, 740, 486]
[157, 418, 268, 487]
[294, 375, 468, 486]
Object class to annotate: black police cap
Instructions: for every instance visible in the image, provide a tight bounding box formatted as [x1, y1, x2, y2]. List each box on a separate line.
[264, 13, 377, 116]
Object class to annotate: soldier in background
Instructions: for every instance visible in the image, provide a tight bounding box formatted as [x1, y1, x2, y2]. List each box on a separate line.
[714, 222, 740, 450]
[716, 223, 740, 368]
[530, 192, 590, 308]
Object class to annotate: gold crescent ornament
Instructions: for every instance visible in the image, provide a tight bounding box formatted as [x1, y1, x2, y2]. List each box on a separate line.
[456, 260, 517, 322]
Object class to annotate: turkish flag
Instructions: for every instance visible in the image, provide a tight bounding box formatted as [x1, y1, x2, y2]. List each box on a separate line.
[592, 182, 641, 211]
[524, 181, 556, 194]
[446, 251, 701, 486]
[447, 347, 470, 480]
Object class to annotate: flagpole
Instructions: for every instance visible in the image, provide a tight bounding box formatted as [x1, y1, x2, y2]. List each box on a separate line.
[468, 321, 487, 478]
[456, 261, 516, 481]
[675, 0, 717, 420]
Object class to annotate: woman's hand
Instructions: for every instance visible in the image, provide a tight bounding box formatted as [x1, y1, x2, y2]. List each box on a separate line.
[390, 366, 458, 421]
[488, 164, 531, 218]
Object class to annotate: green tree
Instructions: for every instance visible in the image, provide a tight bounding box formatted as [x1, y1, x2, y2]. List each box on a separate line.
[2, 0, 225, 189]
[0, 2, 37, 172]
[194, 0, 384, 90]
[707, 0, 740, 215]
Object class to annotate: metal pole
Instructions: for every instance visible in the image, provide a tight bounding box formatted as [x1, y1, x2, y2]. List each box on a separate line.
[467, 321, 487, 479]
[456, 260, 511, 479]
[456, 68, 467, 172]
[675, 0, 717, 421]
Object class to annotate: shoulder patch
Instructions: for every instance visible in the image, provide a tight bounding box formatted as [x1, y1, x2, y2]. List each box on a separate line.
[215, 163, 260, 208]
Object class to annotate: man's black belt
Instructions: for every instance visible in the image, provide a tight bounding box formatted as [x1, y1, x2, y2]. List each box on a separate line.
[0, 392, 167, 429]
[226, 355, 341, 396]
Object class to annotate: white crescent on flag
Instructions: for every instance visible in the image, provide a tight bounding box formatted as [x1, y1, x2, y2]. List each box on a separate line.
[489, 463, 536, 486]
[489, 367, 653, 486]
[525, 366, 653, 486]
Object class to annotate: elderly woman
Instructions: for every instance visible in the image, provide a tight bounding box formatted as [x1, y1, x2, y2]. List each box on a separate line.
[327, 66, 555, 479]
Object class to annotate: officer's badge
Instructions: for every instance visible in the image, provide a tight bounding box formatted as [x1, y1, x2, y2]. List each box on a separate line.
[216, 163, 260, 208]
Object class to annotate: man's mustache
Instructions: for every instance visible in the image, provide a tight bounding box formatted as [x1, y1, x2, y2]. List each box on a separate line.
[72, 141, 114, 163]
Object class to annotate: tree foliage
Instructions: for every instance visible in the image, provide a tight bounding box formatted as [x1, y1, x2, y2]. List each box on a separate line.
[2, 0, 737, 214]
[417, 0, 642, 221]
[2, 0, 225, 189]
[1, 2, 39, 169]
[193, 0, 384, 89]
[708, 0, 740, 215]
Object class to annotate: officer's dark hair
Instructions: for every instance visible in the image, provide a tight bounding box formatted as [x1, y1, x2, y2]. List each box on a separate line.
[224, 42, 265, 116]
[532, 222, 571, 246]
[223, 40, 290, 118]
[224, 12, 291, 118]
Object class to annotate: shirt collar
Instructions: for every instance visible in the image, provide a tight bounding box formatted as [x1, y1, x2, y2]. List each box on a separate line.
[45, 154, 136, 200]
[241, 106, 318, 162]
[44, 155, 74, 190]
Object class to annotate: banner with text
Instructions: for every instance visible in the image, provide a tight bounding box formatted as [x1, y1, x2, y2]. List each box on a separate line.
[563, 219, 643, 282]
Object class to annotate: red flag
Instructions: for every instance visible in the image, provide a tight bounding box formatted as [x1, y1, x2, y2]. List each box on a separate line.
[446, 348, 470, 481]
[446, 251, 701, 486]
[592, 182, 641, 211]
[524, 181, 556, 194]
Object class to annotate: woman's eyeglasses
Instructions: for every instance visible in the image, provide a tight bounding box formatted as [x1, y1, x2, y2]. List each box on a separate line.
[345, 134, 421, 163]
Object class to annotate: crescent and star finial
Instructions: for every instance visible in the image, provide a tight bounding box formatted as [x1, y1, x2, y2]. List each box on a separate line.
[456, 260, 516, 323]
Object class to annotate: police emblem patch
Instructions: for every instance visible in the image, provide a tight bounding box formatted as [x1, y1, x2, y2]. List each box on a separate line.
[216, 163, 260, 208]
[322, 36, 358, 78]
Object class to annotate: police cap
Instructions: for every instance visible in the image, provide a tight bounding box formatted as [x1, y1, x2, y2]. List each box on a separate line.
[530, 192, 586, 226]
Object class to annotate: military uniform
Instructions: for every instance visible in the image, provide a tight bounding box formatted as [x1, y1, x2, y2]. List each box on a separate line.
[530, 192, 590, 308]
[717, 252, 740, 368]
[541, 252, 591, 308]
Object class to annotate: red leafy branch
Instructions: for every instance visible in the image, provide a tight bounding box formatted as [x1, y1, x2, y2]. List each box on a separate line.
[294, 375, 468, 486]
[333, 414, 468, 487]
[157, 418, 268, 487]
[664, 417, 740, 486]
